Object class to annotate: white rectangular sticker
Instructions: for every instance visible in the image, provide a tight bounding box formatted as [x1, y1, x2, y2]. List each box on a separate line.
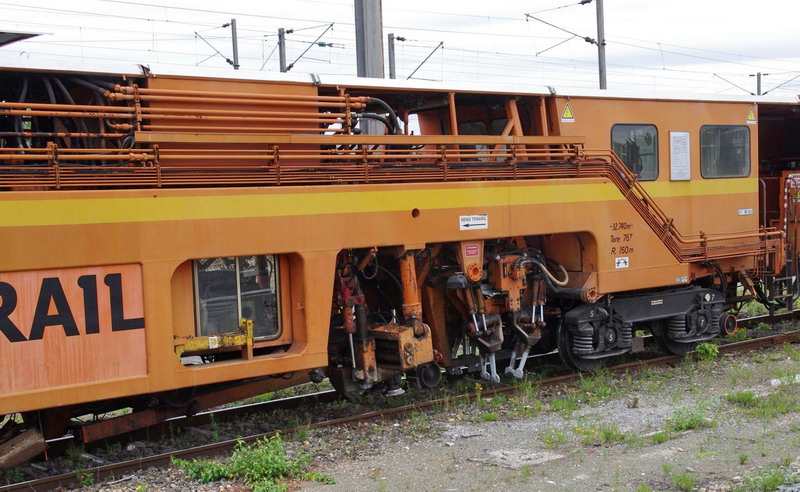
[738, 208, 753, 216]
[460, 214, 488, 231]
[670, 131, 691, 181]
[614, 257, 630, 269]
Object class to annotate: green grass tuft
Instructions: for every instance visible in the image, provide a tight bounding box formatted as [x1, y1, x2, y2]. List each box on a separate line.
[538, 428, 568, 449]
[734, 462, 797, 492]
[651, 432, 669, 444]
[172, 434, 333, 491]
[725, 390, 759, 407]
[667, 404, 715, 432]
[696, 342, 719, 361]
[549, 395, 579, 414]
[672, 472, 696, 492]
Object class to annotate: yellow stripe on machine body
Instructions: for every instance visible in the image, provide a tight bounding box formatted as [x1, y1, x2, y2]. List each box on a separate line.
[0, 178, 755, 227]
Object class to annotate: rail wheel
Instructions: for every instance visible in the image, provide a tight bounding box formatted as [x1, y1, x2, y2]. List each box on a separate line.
[652, 318, 695, 355]
[415, 362, 442, 389]
[327, 367, 365, 403]
[719, 313, 738, 336]
[557, 321, 605, 372]
[655, 333, 695, 355]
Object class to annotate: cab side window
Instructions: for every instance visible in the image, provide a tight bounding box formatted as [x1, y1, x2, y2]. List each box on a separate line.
[194, 255, 281, 340]
[700, 125, 750, 178]
[611, 124, 658, 181]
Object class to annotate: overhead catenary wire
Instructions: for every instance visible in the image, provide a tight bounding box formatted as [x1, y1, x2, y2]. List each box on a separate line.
[194, 29, 235, 67]
[407, 41, 444, 80]
[524, 13, 597, 45]
[2, 1, 798, 95]
[713, 73, 755, 95]
[259, 43, 278, 71]
[7, 0, 798, 73]
[763, 73, 800, 95]
[6, 36, 787, 96]
[76, 0, 800, 71]
[527, 0, 593, 16]
[284, 23, 333, 71]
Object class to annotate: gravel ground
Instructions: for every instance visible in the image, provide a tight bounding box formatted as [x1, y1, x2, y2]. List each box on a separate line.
[301, 345, 800, 492]
[29, 339, 800, 492]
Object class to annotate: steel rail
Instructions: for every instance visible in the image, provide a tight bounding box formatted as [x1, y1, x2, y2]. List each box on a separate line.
[4, 326, 797, 492]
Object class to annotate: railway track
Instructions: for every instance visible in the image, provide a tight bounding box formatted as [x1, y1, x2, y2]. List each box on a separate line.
[3, 317, 798, 492]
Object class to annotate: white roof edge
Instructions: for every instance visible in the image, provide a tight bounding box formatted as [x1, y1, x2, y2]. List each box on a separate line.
[553, 86, 800, 105]
[0, 55, 143, 76]
[1, 55, 797, 105]
[317, 74, 800, 104]
[313, 72, 554, 95]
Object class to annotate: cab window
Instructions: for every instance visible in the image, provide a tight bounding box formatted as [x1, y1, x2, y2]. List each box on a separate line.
[700, 125, 750, 178]
[490, 118, 509, 135]
[612, 124, 658, 181]
[193, 255, 281, 339]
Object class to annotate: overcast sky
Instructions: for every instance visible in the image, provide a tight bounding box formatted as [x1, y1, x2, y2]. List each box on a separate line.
[0, 0, 798, 96]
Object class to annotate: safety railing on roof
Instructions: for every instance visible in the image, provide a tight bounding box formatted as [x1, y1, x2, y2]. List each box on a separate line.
[582, 149, 782, 265]
[0, 135, 587, 188]
[0, 132, 781, 266]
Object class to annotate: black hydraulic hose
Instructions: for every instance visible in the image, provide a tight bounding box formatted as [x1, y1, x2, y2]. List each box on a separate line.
[70, 77, 111, 94]
[753, 281, 775, 307]
[367, 97, 400, 134]
[710, 262, 728, 297]
[41, 78, 65, 149]
[53, 77, 91, 144]
[91, 93, 107, 149]
[355, 113, 394, 133]
[525, 258, 569, 287]
[355, 304, 369, 341]
[377, 265, 403, 292]
[121, 133, 136, 149]
[42, 77, 57, 105]
[535, 264, 584, 300]
[545, 281, 584, 300]
[52, 77, 76, 105]
[89, 78, 118, 90]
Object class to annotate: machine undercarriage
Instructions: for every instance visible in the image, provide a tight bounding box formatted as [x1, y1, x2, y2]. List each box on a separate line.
[324, 236, 753, 399]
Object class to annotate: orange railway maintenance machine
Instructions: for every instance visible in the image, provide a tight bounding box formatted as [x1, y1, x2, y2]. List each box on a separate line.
[0, 62, 796, 468]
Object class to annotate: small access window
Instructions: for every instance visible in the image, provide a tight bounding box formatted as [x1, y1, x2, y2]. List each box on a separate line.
[611, 124, 658, 181]
[700, 125, 750, 178]
[194, 255, 281, 340]
[490, 118, 509, 135]
[457, 121, 489, 150]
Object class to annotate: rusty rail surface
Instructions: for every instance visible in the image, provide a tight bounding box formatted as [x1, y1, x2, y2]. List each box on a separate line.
[4, 326, 798, 492]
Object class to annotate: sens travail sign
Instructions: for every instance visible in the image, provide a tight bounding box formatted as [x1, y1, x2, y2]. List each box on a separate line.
[459, 214, 488, 230]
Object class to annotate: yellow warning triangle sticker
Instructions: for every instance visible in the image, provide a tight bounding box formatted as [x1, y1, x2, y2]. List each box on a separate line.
[561, 103, 575, 122]
[746, 107, 757, 124]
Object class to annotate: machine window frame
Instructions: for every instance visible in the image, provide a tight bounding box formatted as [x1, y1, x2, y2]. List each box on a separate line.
[192, 254, 282, 341]
[699, 125, 751, 178]
[611, 124, 659, 181]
